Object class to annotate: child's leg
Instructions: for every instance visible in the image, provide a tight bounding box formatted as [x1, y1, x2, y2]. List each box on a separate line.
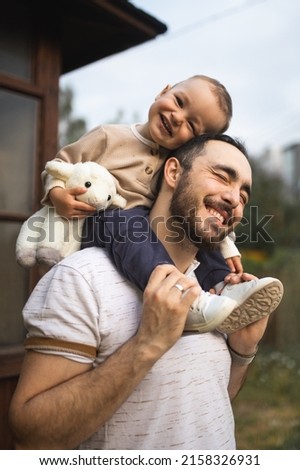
[81, 206, 174, 291]
[195, 250, 231, 291]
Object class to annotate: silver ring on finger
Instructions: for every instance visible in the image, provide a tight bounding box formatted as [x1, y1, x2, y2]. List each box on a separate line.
[173, 283, 185, 293]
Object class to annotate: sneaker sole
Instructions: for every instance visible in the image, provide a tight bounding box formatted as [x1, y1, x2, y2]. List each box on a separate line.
[217, 280, 284, 334]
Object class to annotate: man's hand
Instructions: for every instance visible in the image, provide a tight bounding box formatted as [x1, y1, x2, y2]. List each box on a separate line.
[137, 265, 201, 355]
[227, 315, 269, 357]
[49, 186, 96, 218]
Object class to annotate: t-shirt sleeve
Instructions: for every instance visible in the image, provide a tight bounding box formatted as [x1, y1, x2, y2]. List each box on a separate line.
[23, 263, 100, 363]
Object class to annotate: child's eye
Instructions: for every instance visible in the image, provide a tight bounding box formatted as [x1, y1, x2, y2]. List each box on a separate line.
[176, 96, 183, 107]
[188, 121, 196, 135]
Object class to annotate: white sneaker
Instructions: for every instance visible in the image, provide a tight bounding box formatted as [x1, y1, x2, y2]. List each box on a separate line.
[217, 277, 284, 334]
[184, 291, 238, 333]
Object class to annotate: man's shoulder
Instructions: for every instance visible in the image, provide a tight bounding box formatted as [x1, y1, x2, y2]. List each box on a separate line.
[49, 247, 130, 293]
[51, 247, 115, 284]
[59, 247, 111, 271]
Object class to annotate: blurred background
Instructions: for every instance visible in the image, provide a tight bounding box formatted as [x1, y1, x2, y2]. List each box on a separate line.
[59, 1, 300, 449]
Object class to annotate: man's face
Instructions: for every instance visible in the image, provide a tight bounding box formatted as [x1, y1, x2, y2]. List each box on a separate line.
[169, 140, 252, 249]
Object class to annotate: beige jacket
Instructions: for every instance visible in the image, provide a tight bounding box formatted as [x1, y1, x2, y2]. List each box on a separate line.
[42, 124, 167, 209]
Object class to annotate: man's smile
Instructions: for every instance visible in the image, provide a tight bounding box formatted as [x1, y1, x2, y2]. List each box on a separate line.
[206, 205, 229, 226]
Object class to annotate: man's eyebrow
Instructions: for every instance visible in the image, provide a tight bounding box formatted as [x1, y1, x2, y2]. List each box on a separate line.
[213, 164, 251, 198]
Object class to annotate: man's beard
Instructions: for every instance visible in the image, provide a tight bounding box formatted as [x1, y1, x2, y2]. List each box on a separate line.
[168, 174, 232, 250]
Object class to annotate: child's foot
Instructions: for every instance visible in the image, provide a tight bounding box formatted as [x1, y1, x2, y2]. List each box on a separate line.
[217, 277, 284, 334]
[184, 292, 237, 333]
[184, 277, 284, 334]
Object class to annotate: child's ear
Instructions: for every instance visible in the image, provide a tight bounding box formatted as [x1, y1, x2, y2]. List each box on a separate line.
[155, 84, 172, 100]
[164, 157, 182, 189]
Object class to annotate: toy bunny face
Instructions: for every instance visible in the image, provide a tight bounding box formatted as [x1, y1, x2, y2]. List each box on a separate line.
[73, 169, 117, 210]
[46, 161, 126, 210]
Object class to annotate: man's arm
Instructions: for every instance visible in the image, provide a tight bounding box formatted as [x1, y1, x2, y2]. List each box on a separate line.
[227, 315, 269, 400]
[9, 265, 200, 450]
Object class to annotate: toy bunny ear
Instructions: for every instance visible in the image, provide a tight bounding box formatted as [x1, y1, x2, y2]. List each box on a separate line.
[45, 160, 75, 182]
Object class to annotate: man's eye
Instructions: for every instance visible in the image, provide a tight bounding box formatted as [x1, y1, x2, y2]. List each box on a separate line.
[217, 173, 228, 182]
[240, 193, 248, 205]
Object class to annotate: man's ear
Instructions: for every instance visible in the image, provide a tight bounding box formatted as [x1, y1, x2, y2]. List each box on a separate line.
[164, 157, 182, 189]
[155, 84, 172, 100]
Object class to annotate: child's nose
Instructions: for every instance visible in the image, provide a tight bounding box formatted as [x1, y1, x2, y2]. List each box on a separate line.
[171, 111, 183, 126]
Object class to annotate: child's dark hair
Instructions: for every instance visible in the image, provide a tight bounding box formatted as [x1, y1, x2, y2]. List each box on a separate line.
[194, 75, 233, 133]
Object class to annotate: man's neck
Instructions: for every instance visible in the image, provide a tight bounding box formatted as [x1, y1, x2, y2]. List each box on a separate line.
[149, 202, 198, 274]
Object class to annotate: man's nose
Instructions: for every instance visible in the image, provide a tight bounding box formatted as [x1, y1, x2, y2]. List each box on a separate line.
[222, 189, 240, 207]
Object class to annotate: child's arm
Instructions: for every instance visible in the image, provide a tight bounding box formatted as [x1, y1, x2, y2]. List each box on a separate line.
[220, 233, 243, 274]
[41, 126, 106, 212]
[49, 187, 97, 219]
[82, 206, 174, 291]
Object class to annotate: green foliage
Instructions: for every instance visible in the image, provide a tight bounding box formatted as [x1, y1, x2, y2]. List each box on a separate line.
[233, 247, 300, 449]
[233, 348, 300, 449]
[235, 158, 300, 253]
[58, 85, 87, 147]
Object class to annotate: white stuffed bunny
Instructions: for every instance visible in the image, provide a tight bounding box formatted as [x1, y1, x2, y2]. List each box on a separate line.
[16, 161, 127, 268]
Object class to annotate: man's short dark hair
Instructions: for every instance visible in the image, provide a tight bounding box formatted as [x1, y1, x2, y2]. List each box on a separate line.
[156, 134, 249, 191]
[172, 133, 248, 171]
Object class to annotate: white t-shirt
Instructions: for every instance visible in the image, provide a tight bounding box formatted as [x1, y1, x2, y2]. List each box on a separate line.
[23, 247, 235, 450]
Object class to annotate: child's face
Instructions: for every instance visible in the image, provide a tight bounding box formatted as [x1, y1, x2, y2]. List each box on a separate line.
[147, 78, 227, 150]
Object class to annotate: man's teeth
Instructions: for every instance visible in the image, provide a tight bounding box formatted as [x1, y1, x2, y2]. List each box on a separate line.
[208, 208, 225, 224]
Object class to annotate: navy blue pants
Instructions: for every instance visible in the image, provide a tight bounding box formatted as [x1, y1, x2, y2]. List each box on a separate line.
[81, 206, 231, 292]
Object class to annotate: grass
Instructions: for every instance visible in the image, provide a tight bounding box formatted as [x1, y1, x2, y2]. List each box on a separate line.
[233, 348, 300, 449]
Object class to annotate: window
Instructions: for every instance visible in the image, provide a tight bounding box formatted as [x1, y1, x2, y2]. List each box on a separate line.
[0, 89, 38, 347]
[0, 21, 33, 81]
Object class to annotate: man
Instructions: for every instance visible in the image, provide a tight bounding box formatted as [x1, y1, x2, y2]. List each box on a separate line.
[9, 134, 281, 450]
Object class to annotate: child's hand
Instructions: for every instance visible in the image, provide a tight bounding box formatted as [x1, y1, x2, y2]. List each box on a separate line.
[223, 271, 257, 285]
[49, 187, 97, 219]
[226, 255, 243, 274]
[210, 272, 257, 294]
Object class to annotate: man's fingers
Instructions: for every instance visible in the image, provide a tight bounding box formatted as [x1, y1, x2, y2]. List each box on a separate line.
[145, 265, 200, 304]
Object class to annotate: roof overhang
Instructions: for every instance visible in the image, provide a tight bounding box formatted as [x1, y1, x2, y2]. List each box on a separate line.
[5, 0, 167, 74]
[60, 0, 167, 73]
